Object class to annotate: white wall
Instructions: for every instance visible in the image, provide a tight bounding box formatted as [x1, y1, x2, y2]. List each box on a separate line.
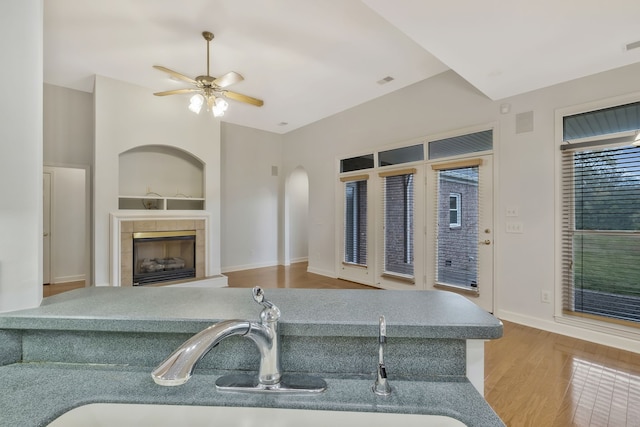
[93, 76, 222, 285]
[282, 64, 640, 351]
[43, 84, 93, 167]
[44, 167, 87, 284]
[0, 0, 43, 312]
[287, 167, 309, 263]
[220, 123, 283, 272]
[283, 71, 496, 278]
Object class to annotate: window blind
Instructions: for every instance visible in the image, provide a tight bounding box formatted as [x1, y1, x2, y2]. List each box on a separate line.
[380, 171, 415, 279]
[561, 143, 640, 326]
[344, 179, 368, 266]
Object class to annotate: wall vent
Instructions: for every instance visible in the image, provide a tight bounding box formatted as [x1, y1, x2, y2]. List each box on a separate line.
[625, 40, 640, 51]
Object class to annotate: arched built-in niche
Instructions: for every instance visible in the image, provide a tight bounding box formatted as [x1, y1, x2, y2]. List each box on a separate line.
[118, 145, 205, 210]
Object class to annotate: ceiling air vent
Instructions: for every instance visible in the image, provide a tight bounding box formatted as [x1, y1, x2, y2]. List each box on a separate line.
[625, 40, 640, 51]
[377, 76, 395, 85]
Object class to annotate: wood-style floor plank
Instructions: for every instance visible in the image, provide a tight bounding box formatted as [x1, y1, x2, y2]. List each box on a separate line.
[42, 280, 86, 297]
[43, 263, 640, 426]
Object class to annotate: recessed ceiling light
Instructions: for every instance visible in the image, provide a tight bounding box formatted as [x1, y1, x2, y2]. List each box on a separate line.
[377, 76, 394, 85]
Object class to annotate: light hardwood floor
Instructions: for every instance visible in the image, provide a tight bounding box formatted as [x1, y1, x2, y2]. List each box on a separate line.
[42, 280, 86, 297]
[44, 263, 640, 426]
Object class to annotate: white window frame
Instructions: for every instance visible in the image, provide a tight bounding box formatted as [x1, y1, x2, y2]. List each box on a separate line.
[449, 193, 461, 228]
[554, 92, 640, 342]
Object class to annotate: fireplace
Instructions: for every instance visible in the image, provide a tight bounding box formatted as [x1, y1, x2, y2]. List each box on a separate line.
[132, 230, 196, 285]
[112, 216, 217, 287]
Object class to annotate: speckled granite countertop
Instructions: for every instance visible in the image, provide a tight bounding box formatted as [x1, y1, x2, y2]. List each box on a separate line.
[0, 364, 503, 427]
[0, 287, 504, 427]
[0, 287, 502, 338]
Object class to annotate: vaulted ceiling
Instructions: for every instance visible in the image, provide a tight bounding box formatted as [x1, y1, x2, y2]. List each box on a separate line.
[44, 0, 640, 134]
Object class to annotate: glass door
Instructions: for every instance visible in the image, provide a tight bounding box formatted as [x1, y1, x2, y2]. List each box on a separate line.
[428, 155, 494, 312]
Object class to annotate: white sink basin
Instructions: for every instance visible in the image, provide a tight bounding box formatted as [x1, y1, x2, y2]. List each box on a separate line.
[48, 403, 467, 426]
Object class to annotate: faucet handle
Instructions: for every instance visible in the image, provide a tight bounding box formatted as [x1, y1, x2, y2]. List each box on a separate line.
[252, 286, 281, 322]
[378, 315, 387, 343]
[252, 286, 271, 307]
[373, 315, 391, 396]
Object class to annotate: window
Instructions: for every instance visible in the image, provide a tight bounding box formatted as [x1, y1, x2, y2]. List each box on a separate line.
[379, 144, 424, 167]
[449, 193, 461, 227]
[341, 154, 374, 173]
[561, 102, 640, 327]
[429, 129, 492, 160]
[381, 169, 415, 278]
[343, 177, 368, 266]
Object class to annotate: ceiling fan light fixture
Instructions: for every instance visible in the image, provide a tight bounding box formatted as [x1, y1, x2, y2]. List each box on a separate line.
[212, 97, 229, 117]
[189, 94, 204, 114]
[217, 97, 229, 110]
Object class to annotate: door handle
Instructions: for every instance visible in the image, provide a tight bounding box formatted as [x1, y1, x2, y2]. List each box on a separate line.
[43, 233, 49, 237]
[479, 239, 491, 245]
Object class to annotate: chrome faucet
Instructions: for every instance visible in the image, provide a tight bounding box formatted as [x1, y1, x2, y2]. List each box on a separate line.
[152, 286, 326, 393]
[373, 315, 392, 396]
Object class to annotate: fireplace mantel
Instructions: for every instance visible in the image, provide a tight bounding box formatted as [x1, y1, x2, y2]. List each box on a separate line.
[109, 212, 227, 288]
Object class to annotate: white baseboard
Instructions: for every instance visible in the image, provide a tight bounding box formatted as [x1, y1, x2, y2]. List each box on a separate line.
[221, 261, 278, 274]
[289, 256, 308, 264]
[52, 275, 85, 284]
[496, 309, 640, 354]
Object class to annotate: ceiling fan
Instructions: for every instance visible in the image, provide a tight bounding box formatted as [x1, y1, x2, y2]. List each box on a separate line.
[153, 31, 263, 116]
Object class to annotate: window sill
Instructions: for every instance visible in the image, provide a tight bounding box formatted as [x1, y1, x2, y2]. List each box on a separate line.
[556, 311, 640, 341]
[381, 272, 415, 284]
[342, 262, 367, 269]
[434, 282, 479, 296]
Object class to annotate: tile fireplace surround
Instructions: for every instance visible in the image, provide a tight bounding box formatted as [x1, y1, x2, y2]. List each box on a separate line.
[121, 219, 204, 286]
[109, 213, 226, 287]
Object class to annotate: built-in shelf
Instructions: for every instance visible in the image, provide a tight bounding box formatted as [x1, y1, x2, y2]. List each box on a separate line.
[118, 196, 205, 211]
[118, 146, 206, 211]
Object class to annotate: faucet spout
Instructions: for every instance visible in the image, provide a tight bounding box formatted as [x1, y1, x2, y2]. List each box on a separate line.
[152, 319, 251, 386]
[373, 315, 391, 396]
[152, 287, 325, 394]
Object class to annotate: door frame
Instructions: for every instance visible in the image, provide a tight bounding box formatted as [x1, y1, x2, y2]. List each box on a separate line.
[425, 154, 495, 312]
[43, 171, 52, 284]
[43, 164, 92, 287]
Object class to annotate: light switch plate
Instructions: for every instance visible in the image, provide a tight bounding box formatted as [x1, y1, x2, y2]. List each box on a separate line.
[506, 207, 519, 217]
[506, 221, 524, 233]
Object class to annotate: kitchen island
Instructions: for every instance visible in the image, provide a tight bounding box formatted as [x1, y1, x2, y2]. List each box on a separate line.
[0, 287, 504, 426]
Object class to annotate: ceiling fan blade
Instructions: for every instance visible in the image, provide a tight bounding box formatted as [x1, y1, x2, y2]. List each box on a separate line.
[223, 90, 264, 107]
[154, 88, 200, 96]
[153, 65, 197, 85]
[213, 71, 244, 88]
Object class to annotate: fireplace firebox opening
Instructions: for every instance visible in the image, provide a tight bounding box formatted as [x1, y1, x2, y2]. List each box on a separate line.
[133, 230, 196, 285]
